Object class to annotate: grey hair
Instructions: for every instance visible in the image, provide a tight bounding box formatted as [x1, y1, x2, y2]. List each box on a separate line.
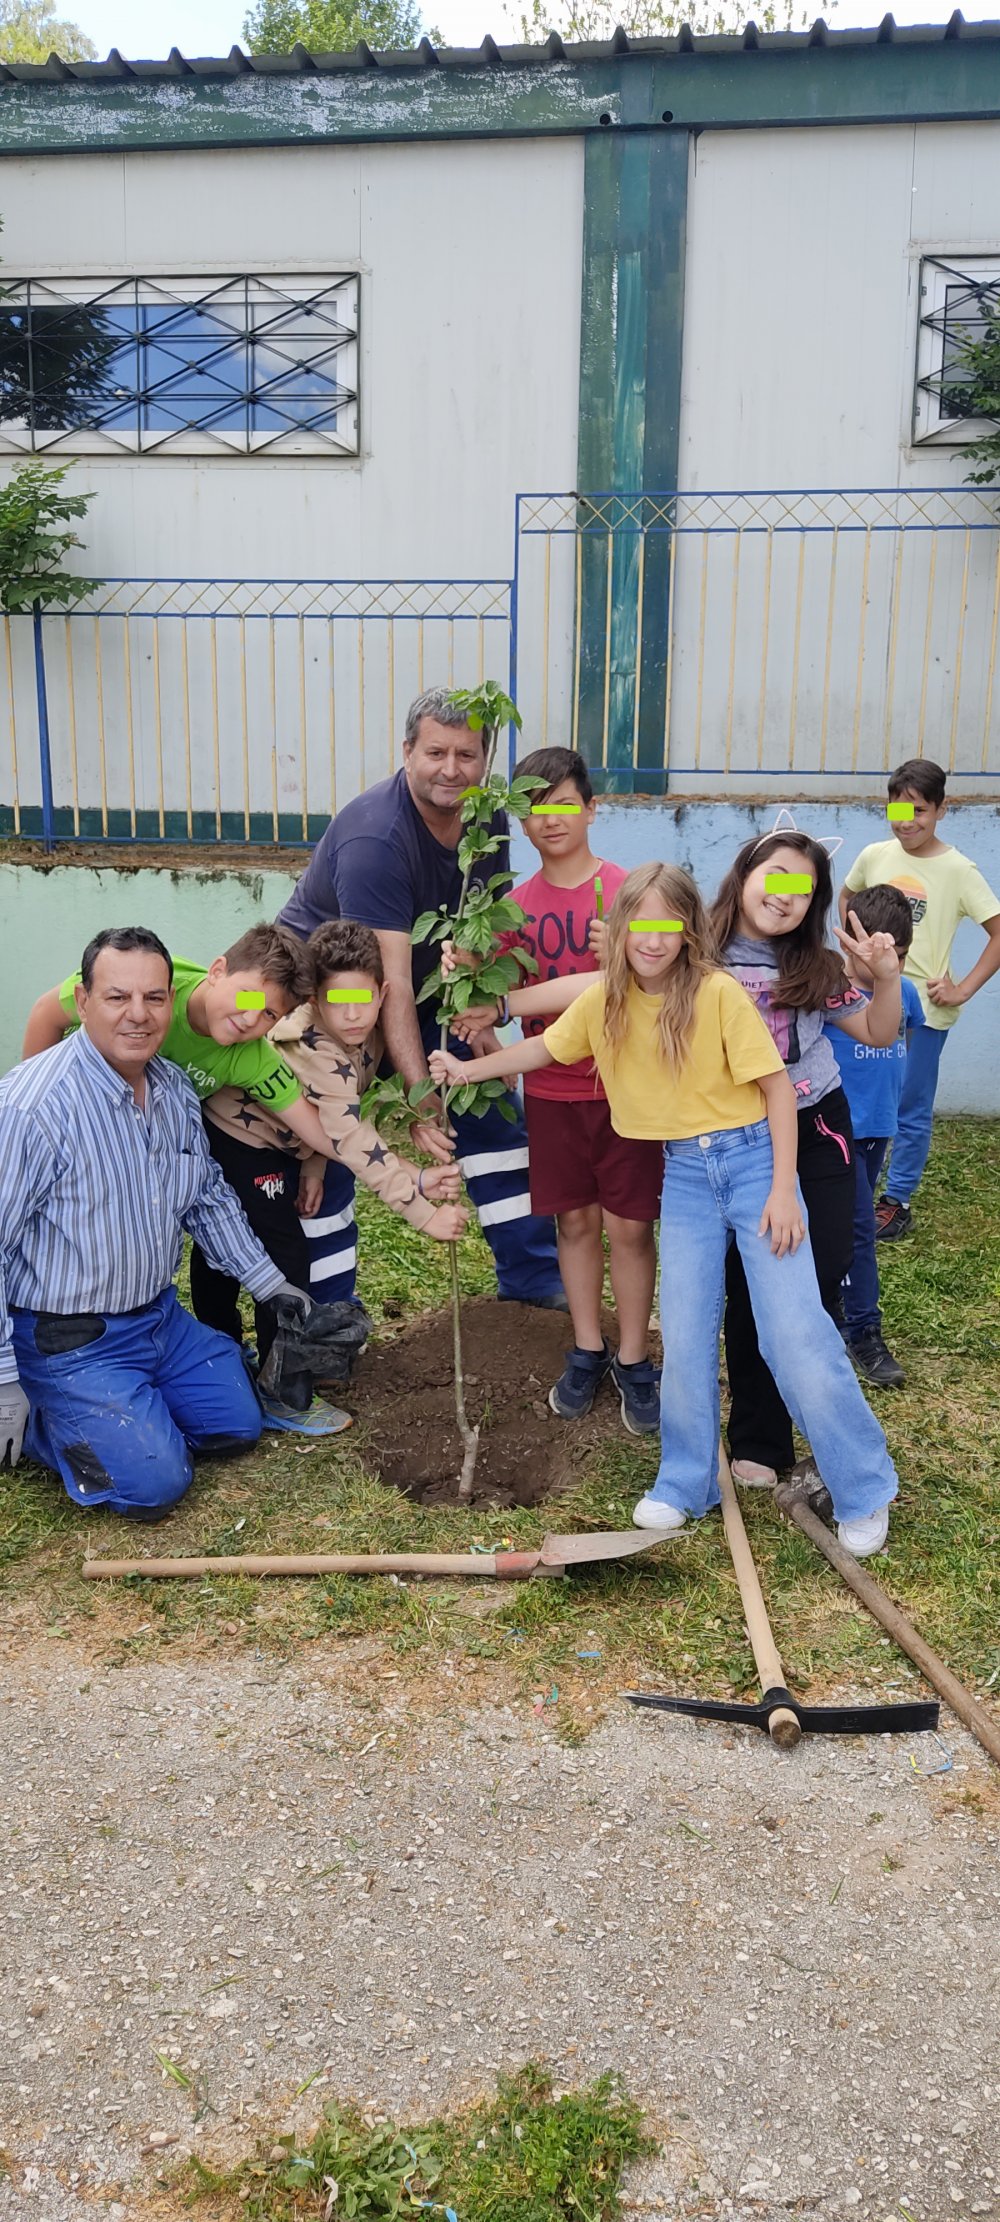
[403, 686, 482, 749]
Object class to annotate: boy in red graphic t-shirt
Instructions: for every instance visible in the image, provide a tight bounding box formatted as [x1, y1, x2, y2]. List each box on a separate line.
[452, 747, 661, 1435]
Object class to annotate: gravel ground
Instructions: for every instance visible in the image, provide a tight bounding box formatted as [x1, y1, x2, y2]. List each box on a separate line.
[1, 1643, 998, 2222]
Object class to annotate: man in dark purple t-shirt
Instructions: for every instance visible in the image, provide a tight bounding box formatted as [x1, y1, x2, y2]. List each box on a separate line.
[279, 687, 564, 1309]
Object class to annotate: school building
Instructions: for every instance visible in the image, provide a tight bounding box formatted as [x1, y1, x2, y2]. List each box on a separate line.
[0, 23, 998, 1100]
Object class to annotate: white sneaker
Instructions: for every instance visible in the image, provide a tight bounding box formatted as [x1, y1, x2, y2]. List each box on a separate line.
[632, 1495, 687, 1532]
[837, 1506, 890, 1558]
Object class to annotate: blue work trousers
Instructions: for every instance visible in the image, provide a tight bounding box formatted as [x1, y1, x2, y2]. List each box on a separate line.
[884, 1025, 948, 1206]
[12, 1288, 262, 1516]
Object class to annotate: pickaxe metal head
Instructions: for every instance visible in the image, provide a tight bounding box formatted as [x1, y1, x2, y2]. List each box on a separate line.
[625, 1685, 940, 1737]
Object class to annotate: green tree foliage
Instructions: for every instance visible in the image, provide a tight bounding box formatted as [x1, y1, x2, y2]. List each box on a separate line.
[242, 0, 429, 52]
[0, 0, 96, 61]
[0, 460, 98, 614]
[951, 305, 1000, 487]
[512, 0, 820, 38]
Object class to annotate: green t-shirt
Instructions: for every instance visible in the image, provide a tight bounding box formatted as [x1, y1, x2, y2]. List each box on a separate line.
[843, 840, 1000, 1031]
[57, 955, 302, 1107]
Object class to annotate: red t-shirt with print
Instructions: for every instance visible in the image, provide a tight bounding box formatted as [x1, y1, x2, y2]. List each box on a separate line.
[512, 860, 628, 1100]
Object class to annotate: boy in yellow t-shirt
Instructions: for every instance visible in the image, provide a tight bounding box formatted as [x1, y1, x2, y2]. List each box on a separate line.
[840, 758, 1000, 1240]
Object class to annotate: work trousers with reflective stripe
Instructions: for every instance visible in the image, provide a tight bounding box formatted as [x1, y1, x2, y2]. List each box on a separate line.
[306, 1025, 562, 1307]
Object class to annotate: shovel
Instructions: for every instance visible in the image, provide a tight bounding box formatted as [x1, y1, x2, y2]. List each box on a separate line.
[82, 1528, 669, 1583]
[626, 1447, 938, 1748]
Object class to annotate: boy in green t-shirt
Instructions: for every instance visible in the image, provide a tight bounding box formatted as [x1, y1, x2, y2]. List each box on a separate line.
[839, 758, 1000, 1238]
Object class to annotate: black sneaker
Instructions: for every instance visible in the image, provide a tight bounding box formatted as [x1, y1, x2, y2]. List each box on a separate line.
[848, 1329, 906, 1389]
[548, 1340, 612, 1420]
[611, 1353, 661, 1436]
[874, 1198, 913, 1243]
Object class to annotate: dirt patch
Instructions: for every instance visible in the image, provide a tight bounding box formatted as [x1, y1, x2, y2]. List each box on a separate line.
[351, 1297, 648, 1508]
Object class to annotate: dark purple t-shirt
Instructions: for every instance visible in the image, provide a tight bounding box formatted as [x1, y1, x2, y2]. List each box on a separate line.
[278, 769, 509, 1000]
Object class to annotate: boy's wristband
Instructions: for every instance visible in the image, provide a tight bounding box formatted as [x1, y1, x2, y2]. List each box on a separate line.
[498, 996, 510, 1027]
[417, 1168, 428, 1199]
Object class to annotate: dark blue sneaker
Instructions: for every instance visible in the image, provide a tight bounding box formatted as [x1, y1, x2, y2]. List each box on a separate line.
[548, 1340, 612, 1420]
[611, 1353, 661, 1437]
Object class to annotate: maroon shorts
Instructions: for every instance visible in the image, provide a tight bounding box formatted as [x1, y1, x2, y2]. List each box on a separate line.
[524, 1092, 664, 1220]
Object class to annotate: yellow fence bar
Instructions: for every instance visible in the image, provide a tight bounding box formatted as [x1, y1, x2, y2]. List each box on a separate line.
[851, 525, 872, 775]
[631, 531, 646, 773]
[571, 532, 582, 757]
[210, 617, 222, 840]
[269, 621, 279, 844]
[93, 616, 109, 838]
[357, 619, 366, 792]
[239, 615, 251, 843]
[122, 615, 137, 838]
[477, 616, 485, 686]
[661, 529, 677, 777]
[694, 531, 709, 772]
[180, 621, 194, 841]
[755, 526, 774, 772]
[151, 618, 166, 839]
[723, 530, 742, 775]
[63, 616, 79, 837]
[881, 536, 905, 771]
[787, 534, 807, 771]
[601, 532, 613, 767]
[947, 528, 971, 775]
[327, 617, 338, 816]
[447, 618, 455, 688]
[916, 535, 938, 757]
[417, 618, 425, 696]
[818, 526, 839, 773]
[540, 532, 552, 746]
[981, 538, 1000, 774]
[387, 623, 397, 773]
[298, 614, 309, 841]
[3, 614, 20, 836]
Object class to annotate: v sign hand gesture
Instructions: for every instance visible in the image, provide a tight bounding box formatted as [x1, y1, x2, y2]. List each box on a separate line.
[833, 911, 901, 981]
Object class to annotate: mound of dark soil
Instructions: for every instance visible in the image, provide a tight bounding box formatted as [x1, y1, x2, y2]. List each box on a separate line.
[350, 1297, 649, 1508]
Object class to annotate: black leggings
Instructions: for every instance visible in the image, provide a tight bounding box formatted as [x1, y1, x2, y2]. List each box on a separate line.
[724, 1086, 856, 1473]
[189, 1121, 308, 1365]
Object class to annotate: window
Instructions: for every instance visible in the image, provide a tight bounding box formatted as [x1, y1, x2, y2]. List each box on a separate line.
[914, 255, 1000, 445]
[0, 274, 359, 456]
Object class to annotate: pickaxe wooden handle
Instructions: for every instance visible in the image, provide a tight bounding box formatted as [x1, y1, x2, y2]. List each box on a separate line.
[716, 1445, 802, 1748]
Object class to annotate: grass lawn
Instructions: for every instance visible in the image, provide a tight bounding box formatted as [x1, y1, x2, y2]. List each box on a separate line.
[1, 1117, 997, 1727]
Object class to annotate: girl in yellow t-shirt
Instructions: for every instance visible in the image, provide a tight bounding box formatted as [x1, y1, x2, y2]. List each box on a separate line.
[431, 862, 899, 1560]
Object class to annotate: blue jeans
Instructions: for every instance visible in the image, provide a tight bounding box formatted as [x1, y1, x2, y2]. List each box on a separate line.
[12, 1288, 262, 1515]
[652, 1121, 899, 1526]
[843, 1136, 888, 1337]
[885, 1025, 948, 1206]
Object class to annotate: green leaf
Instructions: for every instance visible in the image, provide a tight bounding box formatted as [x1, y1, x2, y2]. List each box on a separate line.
[495, 1095, 520, 1123]
[411, 909, 445, 945]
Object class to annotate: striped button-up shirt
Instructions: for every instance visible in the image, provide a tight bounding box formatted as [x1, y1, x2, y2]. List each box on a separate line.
[0, 1029, 284, 1382]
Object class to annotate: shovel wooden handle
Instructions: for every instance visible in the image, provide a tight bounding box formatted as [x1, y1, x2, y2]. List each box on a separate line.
[82, 1551, 525, 1580]
[717, 1448, 801, 1749]
[776, 1487, 1000, 1771]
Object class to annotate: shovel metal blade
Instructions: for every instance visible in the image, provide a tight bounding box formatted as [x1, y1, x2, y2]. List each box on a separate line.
[538, 1529, 668, 1569]
[625, 1689, 940, 1737]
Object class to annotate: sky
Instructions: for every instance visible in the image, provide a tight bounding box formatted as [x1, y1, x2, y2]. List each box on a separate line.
[63, 0, 1000, 60]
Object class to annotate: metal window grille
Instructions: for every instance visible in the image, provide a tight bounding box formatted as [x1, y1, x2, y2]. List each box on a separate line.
[914, 256, 1000, 444]
[0, 274, 359, 456]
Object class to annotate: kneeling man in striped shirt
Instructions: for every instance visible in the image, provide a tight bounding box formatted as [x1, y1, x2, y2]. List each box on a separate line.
[0, 927, 307, 1519]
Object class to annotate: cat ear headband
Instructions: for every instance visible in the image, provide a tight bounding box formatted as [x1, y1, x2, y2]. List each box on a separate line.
[746, 806, 844, 864]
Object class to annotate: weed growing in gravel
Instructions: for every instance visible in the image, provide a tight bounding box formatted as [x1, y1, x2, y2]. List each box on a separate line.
[180, 2063, 651, 2221]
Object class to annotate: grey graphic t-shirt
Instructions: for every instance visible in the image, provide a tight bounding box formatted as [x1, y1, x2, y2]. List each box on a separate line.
[723, 936, 861, 1105]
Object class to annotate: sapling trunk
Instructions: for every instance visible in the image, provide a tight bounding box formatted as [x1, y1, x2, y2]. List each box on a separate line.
[437, 712, 503, 1499]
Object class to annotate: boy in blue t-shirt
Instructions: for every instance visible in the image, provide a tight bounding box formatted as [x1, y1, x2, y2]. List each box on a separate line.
[826, 884, 923, 1389]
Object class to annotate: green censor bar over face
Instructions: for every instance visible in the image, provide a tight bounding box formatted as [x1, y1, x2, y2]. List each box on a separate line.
[887, 802, 916, 822]
[764, 874, 814, 895]
[629, 919, 684, 933]
[327, 988, 373, 1003]
[531, 803, 581, 814]
[235, 991, 266, 1009]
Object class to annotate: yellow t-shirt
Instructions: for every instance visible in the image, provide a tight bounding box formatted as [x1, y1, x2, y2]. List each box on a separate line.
[843, 840, 1000, 1031]
[541, 971, 785, 1141]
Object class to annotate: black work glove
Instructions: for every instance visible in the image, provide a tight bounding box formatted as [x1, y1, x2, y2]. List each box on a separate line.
[267, 1279, 313, 1325]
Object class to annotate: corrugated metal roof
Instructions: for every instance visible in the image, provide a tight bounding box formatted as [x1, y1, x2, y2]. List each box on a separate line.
[2, 14, 999, 84]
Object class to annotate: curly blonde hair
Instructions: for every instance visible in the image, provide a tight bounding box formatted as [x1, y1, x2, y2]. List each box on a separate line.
[602, 863, 720, 1074]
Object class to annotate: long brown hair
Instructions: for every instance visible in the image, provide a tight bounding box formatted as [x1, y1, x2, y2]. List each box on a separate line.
[603, 863, 720, 1074]
[709, 832, 844, 1011]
